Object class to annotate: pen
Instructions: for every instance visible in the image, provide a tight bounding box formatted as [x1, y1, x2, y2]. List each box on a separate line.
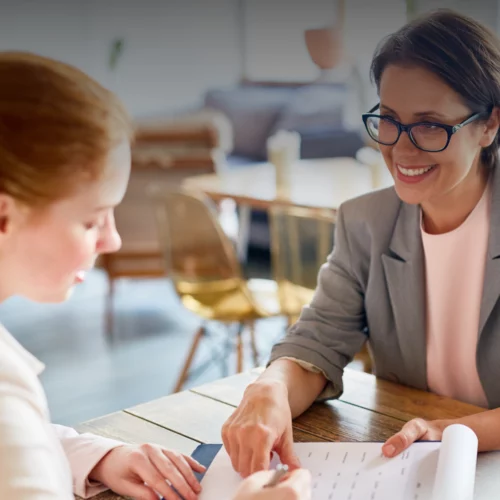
[264, 463, 289, 488]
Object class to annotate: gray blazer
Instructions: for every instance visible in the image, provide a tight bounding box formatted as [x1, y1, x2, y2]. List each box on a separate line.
[270, 167, 500, 409]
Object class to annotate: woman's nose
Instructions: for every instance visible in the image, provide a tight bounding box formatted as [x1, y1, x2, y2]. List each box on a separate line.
[97, 214, 122, 254]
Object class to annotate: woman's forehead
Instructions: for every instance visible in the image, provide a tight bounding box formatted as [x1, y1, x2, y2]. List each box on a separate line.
[379, 64, 468, 118]
[46, 141, 131, 216]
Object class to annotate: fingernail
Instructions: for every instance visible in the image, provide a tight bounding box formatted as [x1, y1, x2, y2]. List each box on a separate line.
[383, 445, 396, 457]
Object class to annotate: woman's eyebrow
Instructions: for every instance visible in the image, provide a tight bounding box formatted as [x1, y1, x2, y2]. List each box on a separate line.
[413, 110, 449, 119]
[92, 205, 114, 213]
[381, 104, 448, 120]
[380, 104, 398, 114]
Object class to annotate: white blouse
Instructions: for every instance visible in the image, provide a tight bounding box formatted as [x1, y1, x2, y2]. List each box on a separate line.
[0, 324, 123, 499]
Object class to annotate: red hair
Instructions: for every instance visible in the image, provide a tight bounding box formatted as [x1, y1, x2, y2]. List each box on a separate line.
[0, 51, 133, 205]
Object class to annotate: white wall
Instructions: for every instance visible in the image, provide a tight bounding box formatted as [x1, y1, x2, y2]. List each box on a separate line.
[243, 0, 338, 81]
[416, 0, 498, 30]
[0, 0, 242, 117]
[0, 1, 90, 70]
[345, 0, 500, 108]
[0, 0, 498, 118]
[343, 0, 407, 109]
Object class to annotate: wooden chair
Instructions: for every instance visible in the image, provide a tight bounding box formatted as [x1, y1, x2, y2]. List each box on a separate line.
[151, 190, 307, 392]
[101, 111, 230, 339]
[268, 205, 372, 374]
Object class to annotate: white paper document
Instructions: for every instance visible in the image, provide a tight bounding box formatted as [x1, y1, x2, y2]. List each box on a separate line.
[199, 425, 499, 500]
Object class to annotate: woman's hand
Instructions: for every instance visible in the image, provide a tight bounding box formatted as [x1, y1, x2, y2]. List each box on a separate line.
[222, 380, 301, 478]
[382, 418, 450, 457]
[89, 443, 205, 500]
[233, 469, 311, 500]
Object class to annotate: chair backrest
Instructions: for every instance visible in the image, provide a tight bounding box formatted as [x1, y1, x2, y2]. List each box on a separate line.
[105, 161, 216, 279]
[269, 205, 336, 291]
[151, 189, 242, 285]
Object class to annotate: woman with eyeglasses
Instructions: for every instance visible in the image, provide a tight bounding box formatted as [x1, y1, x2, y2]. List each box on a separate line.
[222, 9, 500, 479]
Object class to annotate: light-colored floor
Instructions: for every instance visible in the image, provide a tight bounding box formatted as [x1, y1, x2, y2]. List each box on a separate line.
[0, 269, 286, 425]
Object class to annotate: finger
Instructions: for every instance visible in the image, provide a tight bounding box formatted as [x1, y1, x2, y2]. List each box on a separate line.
[163, 450, 203, 494]
[276, 428, 301, 470]
[150, 453, 198, 500]
[280, 468, 312, 486]
[277, 469, 312, 500]
[136, 458, 189, 500]
[160, 484, 182, 500]
[221, 421, 232, 458]
[239, 426, 270, 478]
[233, 470, 276, 497]
[229, 439, 241, 473]
[383, 418, 428, 457]
[183, 454, 206, 473]
[249, 435, 274, 476]
[241, 470, 277, 492]
[238, 442, 254, 478]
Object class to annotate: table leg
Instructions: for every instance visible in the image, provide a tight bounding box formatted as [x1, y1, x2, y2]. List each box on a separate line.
[248, 321, 259, 367]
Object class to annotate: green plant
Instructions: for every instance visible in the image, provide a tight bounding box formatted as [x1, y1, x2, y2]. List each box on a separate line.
[406, 0, 417, 20]
[108, 37, 125, 71]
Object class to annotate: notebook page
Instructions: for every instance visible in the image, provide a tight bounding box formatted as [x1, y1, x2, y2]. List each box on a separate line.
[199, 441, 442, 500]
[474, 450, 500, 500]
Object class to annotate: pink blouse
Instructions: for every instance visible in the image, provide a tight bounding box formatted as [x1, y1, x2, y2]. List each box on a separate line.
[422, 183, 490, 408]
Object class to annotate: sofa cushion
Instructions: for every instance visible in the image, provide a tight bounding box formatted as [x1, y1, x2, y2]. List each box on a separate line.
[204, 87, 294, 160]
[299, 128, 365, 159]
[270, 84, 347, 135]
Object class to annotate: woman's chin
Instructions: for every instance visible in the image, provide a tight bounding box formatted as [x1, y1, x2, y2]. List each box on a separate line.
[26, 286, 75, 304]
[394, 183, 427, 206]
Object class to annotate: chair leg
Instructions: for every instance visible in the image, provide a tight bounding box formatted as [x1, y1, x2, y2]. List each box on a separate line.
[351, 344, 373, 374]
[287, 314, 299, 328]
[359, 343, 373, 374]
[221, 325, 232, 378]
[248, 321, 259, 367]
[174, 325, 206, 393]
[236, 323, 244, 373]
[105, 277, 115, 341]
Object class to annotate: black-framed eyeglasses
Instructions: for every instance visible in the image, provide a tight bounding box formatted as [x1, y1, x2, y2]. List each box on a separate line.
[362, 103, 491, 153]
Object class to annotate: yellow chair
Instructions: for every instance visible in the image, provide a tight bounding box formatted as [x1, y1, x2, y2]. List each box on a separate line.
[151, 190, 304, 392]
[268, 205, 372, 373]
[269, 205, 334, 320]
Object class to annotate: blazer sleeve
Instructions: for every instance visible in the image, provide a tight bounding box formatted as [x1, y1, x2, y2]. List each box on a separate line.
[53, 424, 124, 498]
[269, 203, 368, 400]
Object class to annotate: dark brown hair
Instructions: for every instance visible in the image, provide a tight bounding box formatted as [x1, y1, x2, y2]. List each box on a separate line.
[0, 51, 133, 206]
[370, 9, 500, 168]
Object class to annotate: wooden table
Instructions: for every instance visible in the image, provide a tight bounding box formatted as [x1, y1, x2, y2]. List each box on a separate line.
[77, 367, 496, 500]
[182, 157, 391, 259]
[182, 158, 382, 212]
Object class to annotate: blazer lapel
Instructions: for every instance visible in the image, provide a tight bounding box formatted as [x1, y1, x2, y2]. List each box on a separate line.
[479, 167, 500, 337]
[381, 202, 428, 390]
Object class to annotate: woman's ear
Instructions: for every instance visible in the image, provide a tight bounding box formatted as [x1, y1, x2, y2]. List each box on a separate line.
[479, 107, 500, 147]
[0, 194, 20, 236]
